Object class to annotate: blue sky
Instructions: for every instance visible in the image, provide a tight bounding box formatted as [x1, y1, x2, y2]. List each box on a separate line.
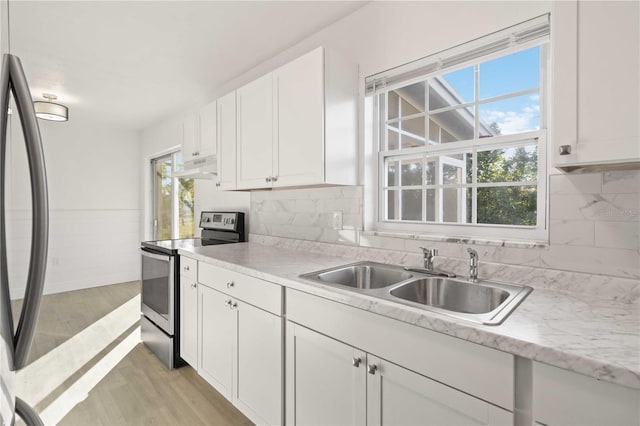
[440, 46, 541, 135]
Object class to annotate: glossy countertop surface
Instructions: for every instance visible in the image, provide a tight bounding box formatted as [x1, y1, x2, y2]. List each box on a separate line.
[178, 242, 640, 390]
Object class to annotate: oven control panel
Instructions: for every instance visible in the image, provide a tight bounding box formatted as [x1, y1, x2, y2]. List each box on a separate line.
[200, 211, 240, 231]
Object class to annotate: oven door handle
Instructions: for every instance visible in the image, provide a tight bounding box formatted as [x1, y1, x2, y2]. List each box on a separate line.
[139, 248, 172, 262]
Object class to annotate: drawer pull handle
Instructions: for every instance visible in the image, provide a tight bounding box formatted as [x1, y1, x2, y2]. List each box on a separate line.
[352, 357, 361, 368]
[368, 364, 378, 375]
[226, 281, 234, 289]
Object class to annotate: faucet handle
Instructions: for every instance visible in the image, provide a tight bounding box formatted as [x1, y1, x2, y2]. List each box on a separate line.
[467, 247, 478, 258]
[419, 247, 437, 257]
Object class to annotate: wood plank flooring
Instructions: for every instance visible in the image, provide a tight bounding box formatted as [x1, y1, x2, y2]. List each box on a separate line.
[12, 282, 252, 426]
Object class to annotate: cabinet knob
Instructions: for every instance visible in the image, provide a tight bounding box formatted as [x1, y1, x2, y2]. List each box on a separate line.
[216, 182, 220, 187]
[230, 301, 238, 309]
[352, 357, 361, 367]
[265, 176, 272, 182]
[226, 281, 234, 289]
[184, 265, 190, 271]
[367, 364, 378, 375]
[272, 175, 278, 182]
[224, 300, 231, 307]
[191, 283, 197, 289]
[559, 145, 572, 155]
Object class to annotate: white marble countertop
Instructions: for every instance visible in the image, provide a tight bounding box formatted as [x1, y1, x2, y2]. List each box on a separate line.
[179, 242, 640, 390]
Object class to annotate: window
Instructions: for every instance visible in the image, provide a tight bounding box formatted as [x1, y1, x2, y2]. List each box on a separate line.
[151, 151, 195, 239]
[369, 16, 549, 240]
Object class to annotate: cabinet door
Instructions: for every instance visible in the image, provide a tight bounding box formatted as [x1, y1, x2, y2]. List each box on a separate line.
[198, 285, 236, 401]
[286, 322, 366, 426]
[553, 1, 640, 167]
[235, 301, 282, 425]
[182, 114, 199, 163]
[366, 355, 512, 426]
[273, 47, 324, 187]
[236, 73, 274, 189]
[199, 101, 217, 158]
[216, 91, 237, 190]
[179, 277, 198, 367]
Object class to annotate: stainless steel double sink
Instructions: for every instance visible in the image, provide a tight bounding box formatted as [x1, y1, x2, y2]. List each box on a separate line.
[299, 261, 532, 325]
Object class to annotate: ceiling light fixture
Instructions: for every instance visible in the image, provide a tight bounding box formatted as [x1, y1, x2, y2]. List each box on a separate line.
[33, 93, 69, 122]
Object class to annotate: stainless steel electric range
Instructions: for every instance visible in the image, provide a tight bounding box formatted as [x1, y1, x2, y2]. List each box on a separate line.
[139, 211, 245, 368]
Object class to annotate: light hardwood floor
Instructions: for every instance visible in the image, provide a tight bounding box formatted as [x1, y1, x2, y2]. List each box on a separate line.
[12, 282, 252, 425]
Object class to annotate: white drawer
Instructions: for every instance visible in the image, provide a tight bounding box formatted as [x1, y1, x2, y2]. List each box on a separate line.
[180, 256, 197, 281]
[199, 262, 282, 316]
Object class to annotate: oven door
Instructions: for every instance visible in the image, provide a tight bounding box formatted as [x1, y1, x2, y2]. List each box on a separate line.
[140, 248, 174, 335]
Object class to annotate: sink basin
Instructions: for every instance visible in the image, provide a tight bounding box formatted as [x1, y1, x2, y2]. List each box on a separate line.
[389, 278, 509, 314]
[300, 262, 532, 325]
[388, 277, 532, 325]
[300, 262, 414, 290]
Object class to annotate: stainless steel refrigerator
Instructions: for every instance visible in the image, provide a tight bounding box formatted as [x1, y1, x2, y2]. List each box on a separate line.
[1, 0, 48, 424]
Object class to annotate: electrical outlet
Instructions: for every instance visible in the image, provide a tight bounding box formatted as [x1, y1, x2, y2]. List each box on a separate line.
[332, 211, 343, 230]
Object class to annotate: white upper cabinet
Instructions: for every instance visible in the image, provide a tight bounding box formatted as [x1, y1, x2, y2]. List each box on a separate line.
[182, 101, 217, 164]
[236, 47, 358, 189]
[215, 91, 237, 190]
[552, 0, 640, 168]
[236, 73, 275, 189]
[273, 47, 325, 187]
[199, 101, 217, 158]
[182, 114, 199, 163]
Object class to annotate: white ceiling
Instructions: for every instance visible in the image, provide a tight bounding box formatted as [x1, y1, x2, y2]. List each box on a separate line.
[7, 1, 366, 130]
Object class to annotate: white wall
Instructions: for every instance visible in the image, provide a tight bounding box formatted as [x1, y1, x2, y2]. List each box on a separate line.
[7, 114, 140, 298]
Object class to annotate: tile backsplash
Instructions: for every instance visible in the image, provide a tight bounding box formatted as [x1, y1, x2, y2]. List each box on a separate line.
[250, 171, 640, 301]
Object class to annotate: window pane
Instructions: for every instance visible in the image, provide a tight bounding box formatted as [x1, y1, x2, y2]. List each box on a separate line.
[401, 159, 422, 186]
[401, 189, 422, 221]
[426, 189, 436, 221]
[441, 152, 472, 184]
[477, 145, 538, 183]
[154, 156, 172, 240]
[430, 106, 475, 142]
[387, 91, 399, 120]
[386, 190, 399, 220]
[395, 81, 426, 117]
[178, 177, 195, 238]
[429, 66, 474, 110]
[425, 158, 437, 185]
[387, 159, 399, 186]
[401, 116, 425, 148]
[479, 46, 540, 99]
[479, 93, 540, 137]
[477, 186, 537, 226]
[387, 125, 399, 150]
[442, 187, 471, 224]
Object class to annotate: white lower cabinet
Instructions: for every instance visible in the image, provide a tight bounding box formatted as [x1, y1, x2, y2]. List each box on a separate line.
[533, 362, 640, 426]
[198, 284, 234, 399]
[287, 321, 511, 426]
[367, 355, 511, 426]
[197, 264, 283, 426]
[179, 256, 198, 367]
[286, 322, 366, 425]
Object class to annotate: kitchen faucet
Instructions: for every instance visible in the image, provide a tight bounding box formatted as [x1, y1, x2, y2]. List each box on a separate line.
[467, 248, 478, 282]
[404, 247, 456, 278]
[421, 247, 436, 270]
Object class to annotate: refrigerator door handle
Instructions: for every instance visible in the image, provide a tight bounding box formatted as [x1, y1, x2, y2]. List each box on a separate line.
[0, 54, 49, 370]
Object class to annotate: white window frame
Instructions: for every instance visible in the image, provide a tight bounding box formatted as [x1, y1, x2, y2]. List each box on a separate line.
[368, 17, 550, 242]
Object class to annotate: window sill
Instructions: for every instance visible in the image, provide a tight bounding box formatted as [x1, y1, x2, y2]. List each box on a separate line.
[361, 230, 548, 249]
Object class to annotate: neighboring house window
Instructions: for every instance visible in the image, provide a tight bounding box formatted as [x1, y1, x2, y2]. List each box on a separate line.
[151, 151, 195, 239]
[368, 15, 549, 241]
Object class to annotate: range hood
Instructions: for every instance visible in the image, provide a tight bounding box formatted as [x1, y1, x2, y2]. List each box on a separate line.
[173, 155, 217, 180]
